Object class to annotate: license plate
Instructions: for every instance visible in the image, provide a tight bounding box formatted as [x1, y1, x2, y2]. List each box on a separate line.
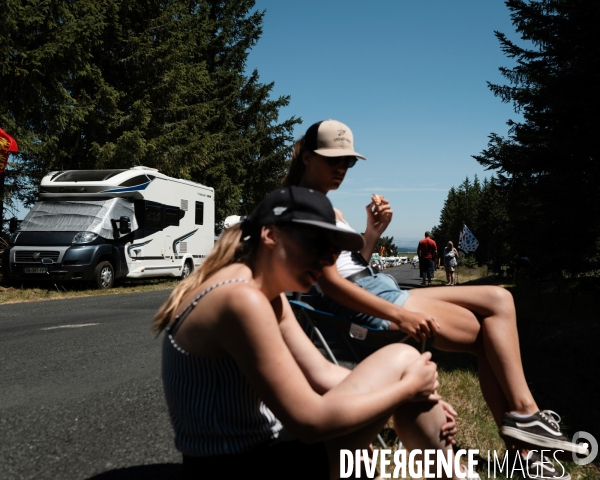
[24, 267, 47, 274]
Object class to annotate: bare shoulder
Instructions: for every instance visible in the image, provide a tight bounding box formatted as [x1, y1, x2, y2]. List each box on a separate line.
[333, 207, 345, 222]
[215, 284, 282, 349]
[175, 275, 265, 323]
[169, 278, 266, 356]
[206, 282, 278, 332]
[225, 282, 271, 313]
[189, 279, 267, 314]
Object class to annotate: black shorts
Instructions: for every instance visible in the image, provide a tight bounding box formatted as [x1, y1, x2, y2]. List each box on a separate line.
[182, 439, 329, 480]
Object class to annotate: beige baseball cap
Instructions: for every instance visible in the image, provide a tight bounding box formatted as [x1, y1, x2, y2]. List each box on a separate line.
[303, 119, 366, 160]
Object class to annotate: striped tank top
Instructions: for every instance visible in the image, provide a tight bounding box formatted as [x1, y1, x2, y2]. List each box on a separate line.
[162, 279, 283, 457]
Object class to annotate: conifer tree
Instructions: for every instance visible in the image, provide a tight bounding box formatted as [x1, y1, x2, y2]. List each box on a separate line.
[0, 0, 112, 231]
[0, 0, 299, 231]
[474, 0, 600, 275]
[375, 236, 397, 257]
[432, 176, 510, 264]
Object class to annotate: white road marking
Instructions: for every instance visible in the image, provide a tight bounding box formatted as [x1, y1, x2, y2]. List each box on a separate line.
[42, 323, 100, 330]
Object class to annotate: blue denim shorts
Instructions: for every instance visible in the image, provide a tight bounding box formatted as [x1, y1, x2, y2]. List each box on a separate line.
[326, 273, 411, 330]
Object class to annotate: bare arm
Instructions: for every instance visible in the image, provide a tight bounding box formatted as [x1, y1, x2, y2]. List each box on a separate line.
[273, 293, 350, 394]
[317, 263, 440, 341]
[217, 286, 438, 443]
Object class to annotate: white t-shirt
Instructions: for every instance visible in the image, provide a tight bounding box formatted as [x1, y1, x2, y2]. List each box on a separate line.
[335, 218, 365, 278]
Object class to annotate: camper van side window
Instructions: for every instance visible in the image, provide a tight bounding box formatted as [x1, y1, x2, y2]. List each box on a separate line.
[195, 201, 204, 225]
[165, 207, 180, 227]
[145, 204, 163, 230]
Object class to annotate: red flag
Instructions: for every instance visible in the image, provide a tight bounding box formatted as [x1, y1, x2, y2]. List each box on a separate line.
[0, 127, 18, 174]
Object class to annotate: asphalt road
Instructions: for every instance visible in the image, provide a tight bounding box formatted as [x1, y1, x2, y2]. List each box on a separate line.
[0, 290, 182, 480]
[383, 262, 424, 288]
[0, 264, 423, 480]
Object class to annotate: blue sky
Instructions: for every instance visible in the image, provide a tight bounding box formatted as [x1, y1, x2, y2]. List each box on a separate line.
[247, 0, 522, 245]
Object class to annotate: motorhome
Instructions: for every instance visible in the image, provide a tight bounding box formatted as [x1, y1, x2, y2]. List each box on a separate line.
[2, 167, 214, 289]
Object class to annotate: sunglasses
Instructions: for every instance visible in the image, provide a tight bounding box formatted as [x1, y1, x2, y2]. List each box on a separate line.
[285, 227, 342, 258]
[323, 156, 358, 169]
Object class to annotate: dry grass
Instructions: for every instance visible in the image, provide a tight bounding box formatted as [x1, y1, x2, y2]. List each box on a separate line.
[0, 277, 178, 304]
[432, 265, 498, 286]
[377, 364, 598, 479]
[438, 368, 505, 455]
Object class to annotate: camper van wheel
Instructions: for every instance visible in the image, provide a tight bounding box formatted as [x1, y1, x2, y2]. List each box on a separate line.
[94, 261, 114, 289]
[181, 259, 193, 280]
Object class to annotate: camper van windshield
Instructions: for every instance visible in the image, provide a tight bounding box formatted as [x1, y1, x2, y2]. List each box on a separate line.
[19, 198, 138, 239]
[53, 170, 127, 182]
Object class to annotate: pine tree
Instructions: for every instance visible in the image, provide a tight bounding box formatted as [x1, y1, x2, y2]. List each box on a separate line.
[433, 176, 510, 265]
[476, 177, 511, 262]
[0, 0, 112, 231]
[375, 236, 397, 257]
[0, 0, 299, 231]
[474, 0, 600, 275]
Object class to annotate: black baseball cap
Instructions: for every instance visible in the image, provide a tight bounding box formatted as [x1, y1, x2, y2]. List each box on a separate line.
[242, 186, 364, 252]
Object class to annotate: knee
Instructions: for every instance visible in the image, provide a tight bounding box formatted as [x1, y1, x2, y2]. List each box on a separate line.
[492, 285, 512, 302]
[378, 343, 421, 372]
[485, 286, 515, 316]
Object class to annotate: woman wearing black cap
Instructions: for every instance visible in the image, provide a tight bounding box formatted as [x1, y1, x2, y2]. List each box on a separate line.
[284, 120, 586, 476]
[153, 186, 465, 480]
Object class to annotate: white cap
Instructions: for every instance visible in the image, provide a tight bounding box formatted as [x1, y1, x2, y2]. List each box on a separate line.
[224, 215, 245, 229]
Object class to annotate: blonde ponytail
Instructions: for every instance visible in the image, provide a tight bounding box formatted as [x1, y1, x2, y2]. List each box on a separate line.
[151, 224, 253, 334]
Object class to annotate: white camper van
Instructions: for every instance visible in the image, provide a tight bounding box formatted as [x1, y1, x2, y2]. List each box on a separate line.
[2, 167, 214, 289]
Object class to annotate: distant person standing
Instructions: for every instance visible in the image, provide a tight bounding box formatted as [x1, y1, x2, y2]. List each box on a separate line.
[443, 241, 459, 285]
[417, 231, 437, 286]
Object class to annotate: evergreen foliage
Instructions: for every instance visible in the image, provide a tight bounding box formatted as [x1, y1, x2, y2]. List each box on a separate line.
[375, 236, 397, 257]
[432, 176, 510, 265]
[0, 0, 299, 231]
[473, 0, 600, 275]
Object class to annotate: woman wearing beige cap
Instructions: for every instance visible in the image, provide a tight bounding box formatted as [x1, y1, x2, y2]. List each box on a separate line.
[284, 120, 586, 476]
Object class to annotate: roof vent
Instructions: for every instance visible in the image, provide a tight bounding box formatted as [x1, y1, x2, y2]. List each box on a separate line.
[130, 166, 159, 172]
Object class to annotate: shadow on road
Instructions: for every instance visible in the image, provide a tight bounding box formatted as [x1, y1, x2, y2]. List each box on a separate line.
[87, 464, 182, 480]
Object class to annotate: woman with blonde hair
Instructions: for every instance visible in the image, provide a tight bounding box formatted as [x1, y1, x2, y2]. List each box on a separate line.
[443, 241, 459, 286]
[153, 186, 466, 480]
[283, 120, 587, 478]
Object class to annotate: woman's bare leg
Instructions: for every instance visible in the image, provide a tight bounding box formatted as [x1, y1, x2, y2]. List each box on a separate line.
[403, 286, 538, 425]
[393, 402, 467, 478]
[323, 343, 460, 480]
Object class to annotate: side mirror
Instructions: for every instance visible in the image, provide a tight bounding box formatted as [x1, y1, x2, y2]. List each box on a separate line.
[119, 216, 131, 234]
[9, 217, 19, 233]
